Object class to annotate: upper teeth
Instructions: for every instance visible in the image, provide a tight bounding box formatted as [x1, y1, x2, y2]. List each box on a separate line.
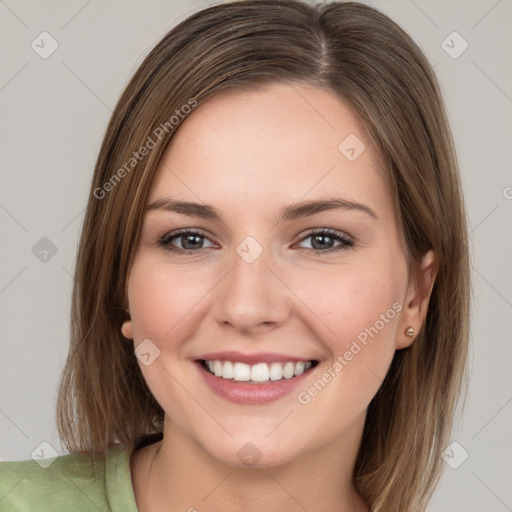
[206, 360, 313, 382]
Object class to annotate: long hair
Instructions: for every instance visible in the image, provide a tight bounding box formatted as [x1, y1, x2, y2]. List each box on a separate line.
[55, 2, 470, 510]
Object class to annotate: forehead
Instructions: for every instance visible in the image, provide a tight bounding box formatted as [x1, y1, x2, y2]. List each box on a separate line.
[148, 83, 390, 218]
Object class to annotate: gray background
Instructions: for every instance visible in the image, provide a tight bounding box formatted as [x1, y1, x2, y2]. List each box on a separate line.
[1, 0, 511, 510]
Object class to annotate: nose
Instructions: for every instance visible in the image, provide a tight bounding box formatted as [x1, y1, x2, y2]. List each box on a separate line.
[212, 241, 290, 335]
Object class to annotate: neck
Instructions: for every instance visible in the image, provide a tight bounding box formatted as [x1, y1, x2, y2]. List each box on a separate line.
[132, 413, 369, 512]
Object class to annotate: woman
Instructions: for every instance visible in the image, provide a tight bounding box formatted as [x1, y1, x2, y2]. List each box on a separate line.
[0, 1, 470, 511]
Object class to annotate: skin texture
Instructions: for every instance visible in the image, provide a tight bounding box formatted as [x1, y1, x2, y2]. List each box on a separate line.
[123, 83, 436, 512]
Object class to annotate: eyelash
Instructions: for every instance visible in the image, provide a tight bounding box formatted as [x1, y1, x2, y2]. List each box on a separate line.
[157, 228, 354, 256]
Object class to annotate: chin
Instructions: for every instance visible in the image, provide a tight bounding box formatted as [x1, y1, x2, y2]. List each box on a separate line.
[198, 434, 308, 470]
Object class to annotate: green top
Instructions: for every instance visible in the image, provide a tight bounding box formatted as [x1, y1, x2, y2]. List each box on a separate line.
[0, 444, 139, 512]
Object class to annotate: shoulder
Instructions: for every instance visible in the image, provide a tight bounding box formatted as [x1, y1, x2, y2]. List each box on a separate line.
[0, 445, 136, 512]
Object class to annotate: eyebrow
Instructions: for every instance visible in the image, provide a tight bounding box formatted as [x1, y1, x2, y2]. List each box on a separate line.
[145, 196, 378, 222]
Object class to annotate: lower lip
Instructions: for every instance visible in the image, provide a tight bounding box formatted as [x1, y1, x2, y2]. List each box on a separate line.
[196, 361, 315, 404]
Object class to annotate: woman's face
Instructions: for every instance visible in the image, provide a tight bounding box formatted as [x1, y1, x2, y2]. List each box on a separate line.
[126, 82, 419, 468]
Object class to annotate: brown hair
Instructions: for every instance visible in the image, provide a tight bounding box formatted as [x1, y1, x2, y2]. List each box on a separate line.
[56, 1, 470, 510]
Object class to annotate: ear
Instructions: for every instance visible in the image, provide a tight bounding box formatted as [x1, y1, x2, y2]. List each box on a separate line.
[396, 249, 437, 349]
[121, 319, 133, 339]
[120, 288, 133, 339]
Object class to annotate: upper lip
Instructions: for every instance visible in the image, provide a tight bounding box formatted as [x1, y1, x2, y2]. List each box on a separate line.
[196, 351, 318, 365]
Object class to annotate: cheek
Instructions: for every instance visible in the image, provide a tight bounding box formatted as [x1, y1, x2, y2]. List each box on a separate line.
[127, 256, 211, 345]
[301, 258, 405, 351]
[293, 258, 406, 417]
[297, 256, 403, 361]
[126, 256, 213, 418]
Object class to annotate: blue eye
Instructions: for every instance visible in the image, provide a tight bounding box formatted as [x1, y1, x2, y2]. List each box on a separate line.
[158, 228, 354, 255]
[158, 228, 214, 254]
[296, 228, 354, 254]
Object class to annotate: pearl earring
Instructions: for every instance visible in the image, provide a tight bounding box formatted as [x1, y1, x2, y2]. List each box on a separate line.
[405, 327, 415, 337]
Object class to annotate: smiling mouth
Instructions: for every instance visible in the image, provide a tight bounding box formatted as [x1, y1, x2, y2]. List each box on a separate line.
[199, 359, 319, 383]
